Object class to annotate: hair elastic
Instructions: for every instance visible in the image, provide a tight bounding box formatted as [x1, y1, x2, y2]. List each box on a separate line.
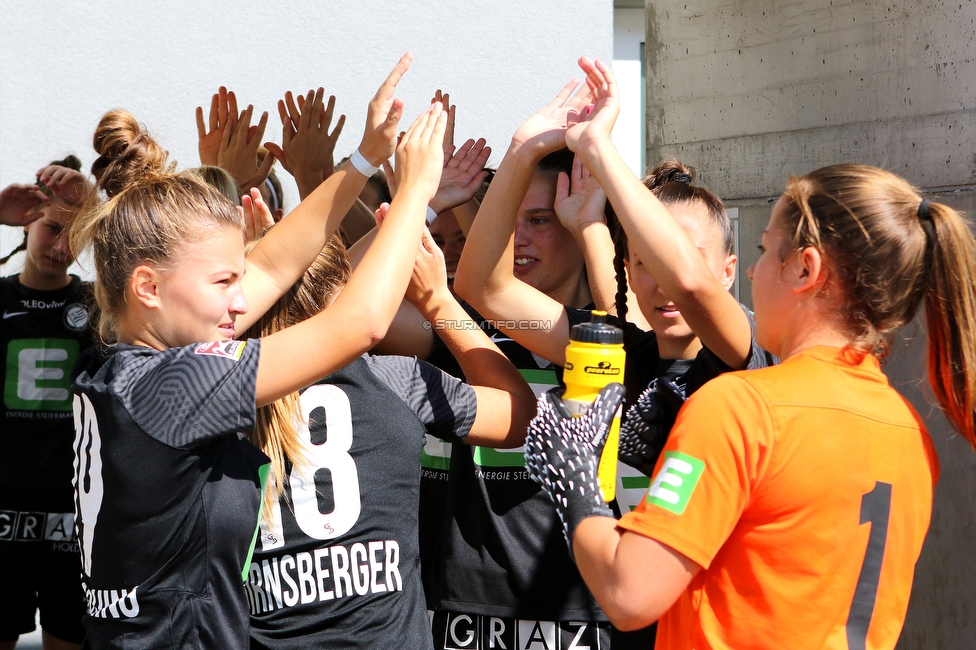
[348, 148, 380, 177]
[918, 198, 932, 222]
[672, 173, 693, 185]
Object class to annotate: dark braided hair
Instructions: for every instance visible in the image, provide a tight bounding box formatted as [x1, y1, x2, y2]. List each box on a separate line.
[611, 160, 731, 328]
[1, 155, 83, 266]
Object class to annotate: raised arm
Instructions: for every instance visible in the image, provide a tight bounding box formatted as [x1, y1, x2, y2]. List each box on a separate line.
[366, 133, 491, 359]
[255, 100, 446, 405]
[405, 227, 536, 447]
[568, 57, 752, 368]
[237, 53, 411, 333]
[454, 81, 592, 366]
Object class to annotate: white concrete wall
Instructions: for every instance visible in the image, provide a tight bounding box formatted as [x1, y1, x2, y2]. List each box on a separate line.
[0, 0, 612, 274]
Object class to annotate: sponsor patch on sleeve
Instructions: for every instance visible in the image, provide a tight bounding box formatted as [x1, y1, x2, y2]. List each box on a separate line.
[645, 451, 705, 515]
[194, 340, 247, 360]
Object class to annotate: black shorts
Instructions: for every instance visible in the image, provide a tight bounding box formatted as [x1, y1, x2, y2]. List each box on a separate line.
[0, 537, 86, 643]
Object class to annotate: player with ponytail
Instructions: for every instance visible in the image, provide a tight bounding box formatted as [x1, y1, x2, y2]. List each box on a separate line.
[527, 57, 969, 649]
[66, 55, 460, 649]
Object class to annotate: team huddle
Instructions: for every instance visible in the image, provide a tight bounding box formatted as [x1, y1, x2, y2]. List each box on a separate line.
[1, 53, 975, 650]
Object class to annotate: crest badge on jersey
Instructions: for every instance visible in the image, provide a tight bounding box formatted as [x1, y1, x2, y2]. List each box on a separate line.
[194, 340, 247, 360]
[64, 303, 89, 331]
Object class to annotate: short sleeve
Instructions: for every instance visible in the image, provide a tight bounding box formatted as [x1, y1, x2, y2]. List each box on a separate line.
[116, 339, 260, 449]
[365, 355, 477, 443]
[617, 373, 774, 570]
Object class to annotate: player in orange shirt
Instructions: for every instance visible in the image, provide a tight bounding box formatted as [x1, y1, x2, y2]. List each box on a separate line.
[524, 56, 976, 649]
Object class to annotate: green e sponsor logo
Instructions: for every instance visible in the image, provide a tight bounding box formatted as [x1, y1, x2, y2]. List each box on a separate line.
[645, 451, 705, 515]
[5, 339, 79, 411]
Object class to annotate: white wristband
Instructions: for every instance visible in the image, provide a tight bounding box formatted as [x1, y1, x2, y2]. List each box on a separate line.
[426, 206, 438, 224]
[348, 148, 379, 177]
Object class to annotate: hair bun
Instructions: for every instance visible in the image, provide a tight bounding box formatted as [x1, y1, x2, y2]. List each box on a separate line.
[91, 109, 170, 197]
[645, 160, 696, 190]
[48, 154, 83, 173]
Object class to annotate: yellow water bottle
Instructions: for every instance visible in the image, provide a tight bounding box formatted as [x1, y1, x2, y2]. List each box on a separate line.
[562, 310, 626, 502]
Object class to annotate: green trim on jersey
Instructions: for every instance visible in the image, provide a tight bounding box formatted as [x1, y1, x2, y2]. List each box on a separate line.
[469, 367, 558, 469]
[243, 462, 272, 582]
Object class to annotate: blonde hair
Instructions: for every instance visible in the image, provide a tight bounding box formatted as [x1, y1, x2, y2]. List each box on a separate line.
[70, 109, 243, 341]
[242, 236, 351, 520]
[780, 164, 976, 448]
[192, 165, 240, 205]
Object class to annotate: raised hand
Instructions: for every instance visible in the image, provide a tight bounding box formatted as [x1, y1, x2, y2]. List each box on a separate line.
[196, 86, 238, 167]
[241, 187, 275, 242]
[36, 165, 90, 206]
[404, 226, 449, 309]
[264, 89, 345, 199]
[524, 383, 625, 556]
[218, 103, 274, 193]
[618, 378, 687, 476]
[564, 56, 619, 155]
[357, 52, 412, 167]
[428, 138, 491, 215]
[393, 102, 448, 203]
[511, 78, 593, 160]
[554, 154, 606, 233]
[431, 89, 457, 157]
[0, 184, 49, 227]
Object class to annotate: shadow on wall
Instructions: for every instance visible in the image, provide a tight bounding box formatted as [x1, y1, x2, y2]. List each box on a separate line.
[890, 312, 976, 649]
[884, 188, 976, 649]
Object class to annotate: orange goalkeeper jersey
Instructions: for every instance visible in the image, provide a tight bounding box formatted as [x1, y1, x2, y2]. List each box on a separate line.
[618, 346, 939, 650]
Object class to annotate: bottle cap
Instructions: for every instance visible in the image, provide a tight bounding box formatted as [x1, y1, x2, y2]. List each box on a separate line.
[569, 310, 623, 345]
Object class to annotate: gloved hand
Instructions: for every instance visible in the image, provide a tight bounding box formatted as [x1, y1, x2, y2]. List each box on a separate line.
[618, 377, 687, 476]
[525, 382, 626, 558]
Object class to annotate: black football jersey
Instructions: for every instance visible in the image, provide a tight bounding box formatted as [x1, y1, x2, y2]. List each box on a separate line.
[1, 275, 94, 514]
[423, 303, 612, 622]
[247, 354, 477, 650]
[71, 339, 267, 649]
[420, 300, 562, 596]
